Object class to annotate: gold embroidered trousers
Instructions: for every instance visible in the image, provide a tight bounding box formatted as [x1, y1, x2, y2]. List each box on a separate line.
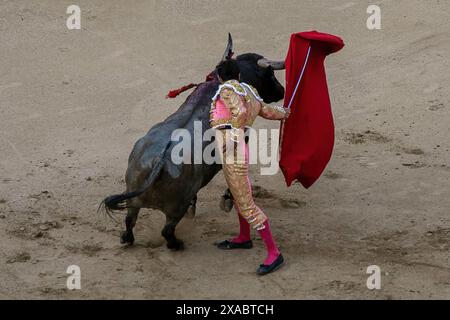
[217, 129, 267, 230]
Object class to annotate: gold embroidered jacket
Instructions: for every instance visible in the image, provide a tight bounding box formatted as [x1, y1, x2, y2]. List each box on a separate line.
[210, 80, 287, 130]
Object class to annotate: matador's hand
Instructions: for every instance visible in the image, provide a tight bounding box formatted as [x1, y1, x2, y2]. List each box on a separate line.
[284, 108, 291, 119]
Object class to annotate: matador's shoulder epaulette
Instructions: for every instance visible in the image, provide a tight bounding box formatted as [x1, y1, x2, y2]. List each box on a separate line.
[211, 80, 245, 103]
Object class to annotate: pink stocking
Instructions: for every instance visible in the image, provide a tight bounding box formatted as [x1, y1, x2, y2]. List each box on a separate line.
[257, 220, 281, 265]
[231, 210, 251, 243]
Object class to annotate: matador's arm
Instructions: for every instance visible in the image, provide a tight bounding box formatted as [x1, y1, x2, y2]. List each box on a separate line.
[259, 103, 289, 120]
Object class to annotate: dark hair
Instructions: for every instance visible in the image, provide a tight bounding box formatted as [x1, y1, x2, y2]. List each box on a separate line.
[216, 59, 240, 81]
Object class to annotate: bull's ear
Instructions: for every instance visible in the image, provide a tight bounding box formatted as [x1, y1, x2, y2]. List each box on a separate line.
[164, 160, 182, 179]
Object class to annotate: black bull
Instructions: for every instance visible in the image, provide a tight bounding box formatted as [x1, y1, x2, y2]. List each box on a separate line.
[102, 35, 285, 250]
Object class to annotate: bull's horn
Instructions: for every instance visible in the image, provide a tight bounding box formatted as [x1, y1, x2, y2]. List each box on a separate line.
[257, 58, 286, 70]
[221, 33, 233, 61]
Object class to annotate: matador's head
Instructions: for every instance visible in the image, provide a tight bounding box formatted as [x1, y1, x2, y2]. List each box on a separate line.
[215, 33, 285, 104]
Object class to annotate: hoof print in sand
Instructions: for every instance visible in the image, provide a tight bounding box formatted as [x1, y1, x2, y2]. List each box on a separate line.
[278, 199, 306, 209]
[6, 252, 31, 264]
[343, 130, 391, 144]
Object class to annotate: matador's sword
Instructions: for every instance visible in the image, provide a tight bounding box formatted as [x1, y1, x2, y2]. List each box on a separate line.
[279, 45, 312, 159]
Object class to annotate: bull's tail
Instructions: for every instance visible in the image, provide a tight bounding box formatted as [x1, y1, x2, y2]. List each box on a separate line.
[101, 190, 144, 213]
[99, 142, 169, 217]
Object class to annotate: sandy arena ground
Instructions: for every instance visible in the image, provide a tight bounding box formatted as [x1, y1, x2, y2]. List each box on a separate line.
[0, 0, 449, 299]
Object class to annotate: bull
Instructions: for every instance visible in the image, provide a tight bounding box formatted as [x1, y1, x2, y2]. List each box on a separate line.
[101, 34, 286, 250]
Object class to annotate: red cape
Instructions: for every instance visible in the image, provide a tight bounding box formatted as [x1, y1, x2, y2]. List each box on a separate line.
[279, 31, 344, 188]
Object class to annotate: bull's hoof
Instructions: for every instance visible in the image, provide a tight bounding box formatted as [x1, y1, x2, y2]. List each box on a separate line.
[186, 205, 196, 218]
[220, 197, 234, 213]
[167, 239, 184, 251]
[120, 231, 135, 245]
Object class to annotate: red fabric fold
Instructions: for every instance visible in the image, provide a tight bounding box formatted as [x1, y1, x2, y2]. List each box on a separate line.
[279, 31, 344, 188]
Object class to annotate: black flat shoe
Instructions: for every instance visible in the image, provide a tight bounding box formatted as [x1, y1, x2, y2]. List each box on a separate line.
[256, 254, 284, 275]
[216, 239, 253, 250]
